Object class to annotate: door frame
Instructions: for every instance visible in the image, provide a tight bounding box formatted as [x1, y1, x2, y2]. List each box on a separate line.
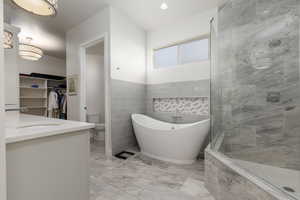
[0, 0, 7, 199]
[79, 33, 112, 157]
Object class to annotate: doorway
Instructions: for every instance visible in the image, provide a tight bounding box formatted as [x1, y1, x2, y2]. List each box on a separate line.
[80, 35, 111, 157]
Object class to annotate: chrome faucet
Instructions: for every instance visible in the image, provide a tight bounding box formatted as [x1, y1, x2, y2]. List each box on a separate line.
[172, 115, 183, 123]
[172, 109, 183, 123]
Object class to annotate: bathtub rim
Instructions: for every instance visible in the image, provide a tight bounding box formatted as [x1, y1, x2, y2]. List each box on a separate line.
[131, 113, 210, 131]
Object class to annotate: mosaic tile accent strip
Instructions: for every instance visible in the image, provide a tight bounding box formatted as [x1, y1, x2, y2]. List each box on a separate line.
[153, 98, 177, 113]
[153, 97, 209, 115]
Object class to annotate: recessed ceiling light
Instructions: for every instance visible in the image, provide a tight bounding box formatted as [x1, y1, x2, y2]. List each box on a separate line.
[160, 1, 168, 10]
[10, 0, 58, 16]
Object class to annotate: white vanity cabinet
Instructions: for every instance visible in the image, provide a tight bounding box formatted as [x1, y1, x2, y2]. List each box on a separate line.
[4, 23, 20, 110]
[5, 113, 94, 200]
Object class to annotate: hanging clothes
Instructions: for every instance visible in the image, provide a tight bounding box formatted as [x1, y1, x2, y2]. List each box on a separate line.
[60, 94, 67, 119]
[48, 90, 59, 118]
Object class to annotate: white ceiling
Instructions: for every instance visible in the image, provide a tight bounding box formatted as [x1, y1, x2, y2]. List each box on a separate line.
[109, 0, 220, 31]
[4, 0, 222, 59]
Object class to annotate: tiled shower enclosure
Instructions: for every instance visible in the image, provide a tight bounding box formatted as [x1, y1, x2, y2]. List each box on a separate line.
[209, 0, 300, 199]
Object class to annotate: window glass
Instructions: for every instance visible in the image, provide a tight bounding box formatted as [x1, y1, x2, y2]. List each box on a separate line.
[153, 37, 209, 69]
[154, 45, 178, 68]
[179, 39, 209, 64]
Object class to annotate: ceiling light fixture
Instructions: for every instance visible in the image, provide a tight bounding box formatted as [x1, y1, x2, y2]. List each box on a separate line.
[19, 37, 43, 61]
[3, 30, 13, 49]
[11, 0, 58, 16]
[160, 1, 168, 10]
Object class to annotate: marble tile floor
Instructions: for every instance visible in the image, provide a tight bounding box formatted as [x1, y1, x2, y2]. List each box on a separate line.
[90, 143, 215, 200]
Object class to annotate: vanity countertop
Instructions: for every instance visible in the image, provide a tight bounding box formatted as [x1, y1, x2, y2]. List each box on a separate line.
[5, 112, 95, 144]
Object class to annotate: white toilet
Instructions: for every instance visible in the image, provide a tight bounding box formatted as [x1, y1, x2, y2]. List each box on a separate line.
[87, 114, 105, 141]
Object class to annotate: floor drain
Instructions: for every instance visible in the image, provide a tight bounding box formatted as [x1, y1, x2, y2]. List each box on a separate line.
[283, 186, 295, 193]
[115, 151, 135, 160]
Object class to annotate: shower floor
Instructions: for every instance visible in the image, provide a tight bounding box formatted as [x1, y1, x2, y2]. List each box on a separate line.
[90, 143, 215, 200]
[235, 159, 300, 200]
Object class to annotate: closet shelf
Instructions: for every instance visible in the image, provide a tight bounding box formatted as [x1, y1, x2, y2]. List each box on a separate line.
[20, 74, 49, 117]
[21, 106, 47, 109]
[20, 74, 67, 118]
[20, 76, 46, 81]
[20, 97, 47, 99]
[20, 87, 47, 90]
[48, 87, 66, 90]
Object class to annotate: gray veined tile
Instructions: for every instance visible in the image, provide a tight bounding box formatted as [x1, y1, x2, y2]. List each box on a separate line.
[120, 184, 144, 196]
[180, 178, 211, 197]
[115, 193, 139, 200]
[111, 79, 146, 155]
[89, 143, 212, 200]
[146, 80, 210, 124]
[213, 0, 300, 171]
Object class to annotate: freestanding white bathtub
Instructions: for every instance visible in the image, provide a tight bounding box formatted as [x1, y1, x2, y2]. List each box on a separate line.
[131, 114, 210, 164]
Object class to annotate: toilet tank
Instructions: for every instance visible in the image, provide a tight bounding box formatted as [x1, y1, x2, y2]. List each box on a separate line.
[87, 114, 100, 123]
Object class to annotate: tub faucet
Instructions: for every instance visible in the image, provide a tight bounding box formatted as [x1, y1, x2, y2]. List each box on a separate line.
[172, 108, 183, 123]
[172, 115, 183, 123]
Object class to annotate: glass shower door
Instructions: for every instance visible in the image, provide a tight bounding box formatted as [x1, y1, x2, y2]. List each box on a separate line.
[210, 0, 300, 199]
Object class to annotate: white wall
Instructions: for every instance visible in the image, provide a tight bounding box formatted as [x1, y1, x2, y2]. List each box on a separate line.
[66, 7, 110, 121]
[109, 7, 147, 154]
[4, 23, 20, 108]
[110, 7, 146, 84]
[19, 55, 66, 77]
[86, 54, 105, 122]
[147, 9, 217, 84]
[0, 0, 7, 200]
